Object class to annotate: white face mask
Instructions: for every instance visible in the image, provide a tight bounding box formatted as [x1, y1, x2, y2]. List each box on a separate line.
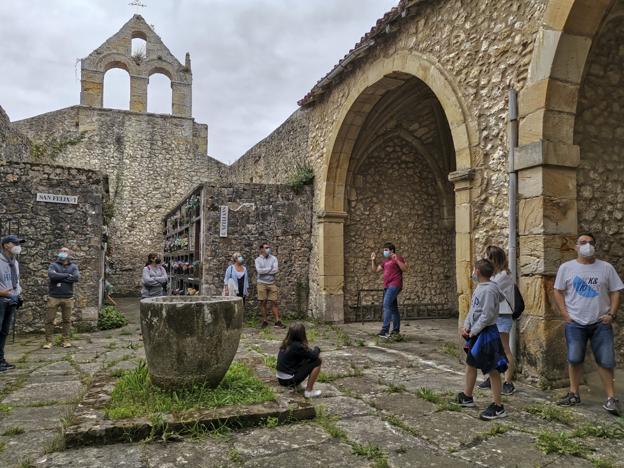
[578, 243, 595, 258]
[9, 245, 22, 255]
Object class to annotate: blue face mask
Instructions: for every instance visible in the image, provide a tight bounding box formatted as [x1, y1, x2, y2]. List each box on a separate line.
[237, 256, 244, 263]
[383, 250, 390, 258]
[265, 248, 272, 255]
[58, 252, 69, 260]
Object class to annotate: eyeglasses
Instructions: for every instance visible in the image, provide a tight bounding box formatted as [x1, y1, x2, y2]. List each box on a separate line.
[577, 240, 596, 246]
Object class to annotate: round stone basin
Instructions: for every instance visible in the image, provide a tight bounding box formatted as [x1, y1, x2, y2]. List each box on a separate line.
[139, 296, 244, 389]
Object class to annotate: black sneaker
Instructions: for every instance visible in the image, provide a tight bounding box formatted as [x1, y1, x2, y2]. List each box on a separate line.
[557, 392, 581, 406]
[273, 321, 286, 329]
[377, 331, 389, 339]
[0, 360, 15, 370]
[260, 321, 269, 329]
[502, 381, 515, 395]
[480, 403, 508, 420]
[457, 392, 475, 407]
[477, 377, 491, 389]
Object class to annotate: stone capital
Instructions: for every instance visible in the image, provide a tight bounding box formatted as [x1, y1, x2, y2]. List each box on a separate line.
[448, 168, 475, 186]
[317, 210, 348, 223]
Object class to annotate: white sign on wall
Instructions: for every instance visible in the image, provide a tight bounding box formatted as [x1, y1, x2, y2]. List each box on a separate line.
[219, 206, 229, 237]
[36, 193, 78, 204]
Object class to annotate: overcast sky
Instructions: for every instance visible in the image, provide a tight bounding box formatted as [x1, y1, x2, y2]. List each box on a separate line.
[0, 0, 397, 164]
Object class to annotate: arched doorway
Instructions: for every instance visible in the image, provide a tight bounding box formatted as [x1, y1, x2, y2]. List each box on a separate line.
[317, 52, 477, 324]
[343, 77, 457, 321]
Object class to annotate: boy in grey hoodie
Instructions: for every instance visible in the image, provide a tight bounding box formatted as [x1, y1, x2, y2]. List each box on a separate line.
[457, 259, 509, 420]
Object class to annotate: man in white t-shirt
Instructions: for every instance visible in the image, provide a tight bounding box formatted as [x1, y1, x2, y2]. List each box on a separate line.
[554, 232, 623, 416]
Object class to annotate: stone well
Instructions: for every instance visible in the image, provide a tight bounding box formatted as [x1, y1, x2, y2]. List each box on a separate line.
[139, 296, 244, 389]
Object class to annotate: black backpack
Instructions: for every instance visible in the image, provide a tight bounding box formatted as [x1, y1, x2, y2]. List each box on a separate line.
[511, 284, 525, 319]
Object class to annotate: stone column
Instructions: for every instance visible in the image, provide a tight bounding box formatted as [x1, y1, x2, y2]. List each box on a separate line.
[80, 69, 104, 108]
[172, 82, 192, 118]
[515, 139, 579, 386]
[448, 169, 474, 323]
[130, 76, 148, 113]
[316, 210, 347, 323]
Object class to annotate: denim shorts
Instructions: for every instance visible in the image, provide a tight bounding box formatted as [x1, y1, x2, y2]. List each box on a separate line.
[564, 321, 615, 369]
[496, 315, 513, 334]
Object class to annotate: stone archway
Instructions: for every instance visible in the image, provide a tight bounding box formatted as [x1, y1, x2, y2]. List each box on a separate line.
[517, 0, 616, 382]
[316, 52, 478, 324]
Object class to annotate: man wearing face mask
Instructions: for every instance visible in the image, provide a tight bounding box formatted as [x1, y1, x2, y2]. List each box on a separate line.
[554, 233, 623, 416]
[0, 235, 24, 371]
[45, 247, 80, 349]
[255, 242, 285, 329]
[371, 242, 407, 338]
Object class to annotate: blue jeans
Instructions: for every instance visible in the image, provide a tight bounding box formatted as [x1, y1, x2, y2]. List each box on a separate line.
[0, 300, 16, 362]
[381, 286, 401, 334]
[564, 320, 615, 369]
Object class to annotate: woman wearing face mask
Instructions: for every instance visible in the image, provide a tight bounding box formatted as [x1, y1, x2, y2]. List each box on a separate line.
[371, 242, 407, 338]
[141, 253, 168, 298]
[223, 252, 249, 304]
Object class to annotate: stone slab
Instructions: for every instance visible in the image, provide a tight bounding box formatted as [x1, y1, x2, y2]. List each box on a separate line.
[242, 440, 364, 468]
[317, 396, 375, 419]
[142, 439, 231, 467]
[232, 422, 330, 459]
[335, 415, 427, 452]
[0, 404, 71, 432]
[0, 429, 59, 467]
[34, 443, 145, 467]
[3, 380, 83, 405]
[389, 447, 473, 467]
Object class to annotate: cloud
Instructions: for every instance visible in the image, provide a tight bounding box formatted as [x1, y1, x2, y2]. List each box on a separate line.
[0, 0, 397, 163]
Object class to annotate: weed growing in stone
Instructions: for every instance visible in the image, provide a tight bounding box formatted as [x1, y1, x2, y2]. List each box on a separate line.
[386, 383, 406, 393]
[439, 342, 460, 359]
[97, 306, 128, 330]
[536, 431, 589, 457]
[228, 448, 244, 464]
[415, 387, 461, 412]
[318, 364, 363, 383]
[525, 402, 575, 425]
[265, 416, 279, 428]
[263, 355, 277, 370]
[351, 442, 387, 465]
[0, 441, 5, 453]
[105, 360, 275, 419]
[0, 403, 12, 413]
[2, 426, 25, 436]
[572, 422, 624, 439]
[591, 456, 616, 468]
[315, 406, 347, 440]
[330, 325, 352, 347]
[384, 415, 420, 437]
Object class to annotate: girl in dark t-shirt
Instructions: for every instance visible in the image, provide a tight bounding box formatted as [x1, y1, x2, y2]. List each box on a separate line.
[276, 323, 323, 398]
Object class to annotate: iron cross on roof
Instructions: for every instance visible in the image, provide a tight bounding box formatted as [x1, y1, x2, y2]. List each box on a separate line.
[128, 0, 147, 14]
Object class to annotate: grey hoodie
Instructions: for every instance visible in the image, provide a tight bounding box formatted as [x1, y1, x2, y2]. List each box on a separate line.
[0, 252, 21, 300]
[464, 281, 504, 336]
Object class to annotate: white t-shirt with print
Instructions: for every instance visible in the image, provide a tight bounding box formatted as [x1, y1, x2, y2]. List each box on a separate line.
[554, 259, 624, 325]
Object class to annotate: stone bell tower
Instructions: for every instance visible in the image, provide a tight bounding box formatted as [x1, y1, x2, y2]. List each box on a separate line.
[79, 14, 192, 117]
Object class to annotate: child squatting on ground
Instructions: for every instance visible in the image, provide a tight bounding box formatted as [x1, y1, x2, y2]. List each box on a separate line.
[457, 258, 510, 420]
[275, 323, 323, 398]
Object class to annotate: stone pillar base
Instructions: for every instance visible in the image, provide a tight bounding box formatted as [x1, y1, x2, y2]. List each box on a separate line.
[314, 293, 344, 324]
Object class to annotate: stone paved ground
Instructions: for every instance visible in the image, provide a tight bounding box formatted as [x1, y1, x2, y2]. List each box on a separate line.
[1, 299, 623, 467]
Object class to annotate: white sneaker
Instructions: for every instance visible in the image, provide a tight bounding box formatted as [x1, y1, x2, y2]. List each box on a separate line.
[304, 389, 322, 398]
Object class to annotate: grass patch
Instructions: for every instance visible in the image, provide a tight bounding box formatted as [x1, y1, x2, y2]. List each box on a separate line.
[351, 442, 388, 466]
[591, 457, 616, 468]
[536, 431, 590, 457]
[105, 360, 275, 419]
[228, 448, 244, 464]
[0, 441, 5, 453]
[0, 403, 12, 413]
[330, 325, 352, 347]
[415, 387, 461, 412]
[439, 342, 459, 359]
[525, 402, 575, 425]
[263, 355, 277, 370]
[315, 406, 347, 440]
[265, 416, 279, 428]
[572, 422, 624, 439]
[386, 383, 406, 393]
[119, 331, 133, 336]
[2, 426, 25, 436]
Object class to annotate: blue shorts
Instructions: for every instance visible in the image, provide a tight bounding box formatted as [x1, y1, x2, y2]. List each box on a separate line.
[564, 321, 615, 369]
[496, 315, 513, 334]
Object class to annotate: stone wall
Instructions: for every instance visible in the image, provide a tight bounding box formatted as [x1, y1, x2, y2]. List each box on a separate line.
[0, 161, 106, 332]
[0, 106, 30, 162]
[575, 14, 624, 361]
[13, 106, 224, 295]
[227, 109, 310, 184]
[200, 183, 313, 318]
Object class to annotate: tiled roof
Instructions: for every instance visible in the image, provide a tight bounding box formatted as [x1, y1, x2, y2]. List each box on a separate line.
[298, 0, 426, 107]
